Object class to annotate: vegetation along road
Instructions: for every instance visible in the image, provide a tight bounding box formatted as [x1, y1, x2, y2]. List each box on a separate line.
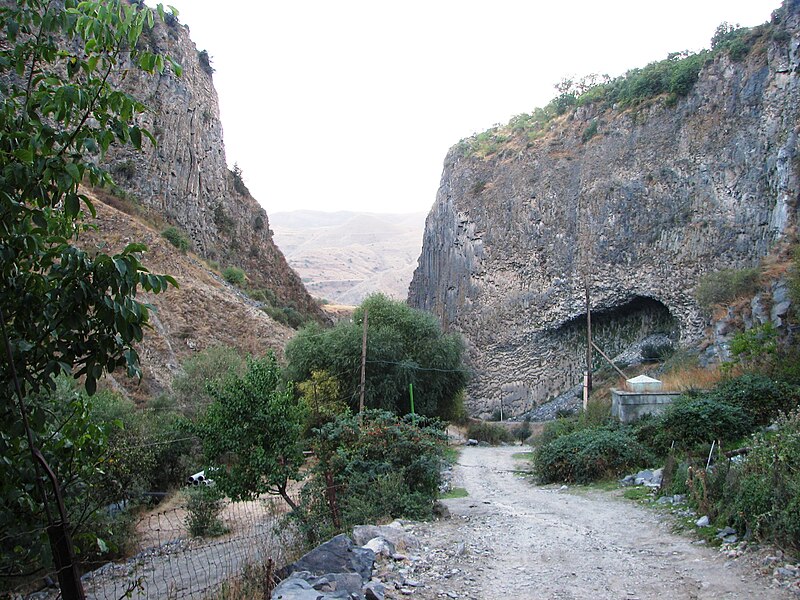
[403, 446, 793, 600]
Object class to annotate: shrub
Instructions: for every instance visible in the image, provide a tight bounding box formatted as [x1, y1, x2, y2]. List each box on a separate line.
[722, 409, 800, 551]
[293, 411, 445, 546]
[161, 226, 190, 252]
[659, 396, 752, 449]
[513, 420, 532, 444]
[581, 120, 598, 142]
[184, 485, 226, 537]
[222, 266, 246, 286]
[707, 374, 800, 426]
[534, 427, 653, 484]
[695, 267, 760, 310]
[198, 49, 214, 75]
[466, 421, 514, 445]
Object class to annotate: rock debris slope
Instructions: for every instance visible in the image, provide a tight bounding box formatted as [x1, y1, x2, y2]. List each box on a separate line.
[409, 3, 800, 417]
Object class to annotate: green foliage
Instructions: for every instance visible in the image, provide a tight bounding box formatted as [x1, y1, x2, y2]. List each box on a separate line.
[721, 409, 800, 551]
[222, 266, 246, 286]
[512, 419, 532, 444]
[706, 374, 800, 427]
[190, 355, 306, 507]
[293, 410, 444, 546]
[232, 163, 248, 196]
[297, 370, 349, 436]
[695, 267, 760, 310]
[172, 345, 246, 414]
[727, 323, 778, 370]
[466, 421, 514, 445]
[581, 120, 598, 143]
[534, 427, 653, 484]
[659, 396, 753, 450]
[184, 485, 226, 537]
[161, 225, 191, 252]
[0, 0, 179, 581]
[198, 48, 215, 75]
[441, 487, 468, 499]
[285, 294, 469, 420]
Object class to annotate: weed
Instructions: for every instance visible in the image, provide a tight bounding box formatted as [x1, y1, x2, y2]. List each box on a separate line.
[440, 487, 468, 499]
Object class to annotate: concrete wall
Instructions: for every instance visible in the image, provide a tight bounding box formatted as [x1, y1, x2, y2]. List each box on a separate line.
[611, 389, 682, 423]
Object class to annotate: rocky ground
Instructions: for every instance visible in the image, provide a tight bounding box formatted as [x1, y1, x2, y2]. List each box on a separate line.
[369, 446, 799, 600]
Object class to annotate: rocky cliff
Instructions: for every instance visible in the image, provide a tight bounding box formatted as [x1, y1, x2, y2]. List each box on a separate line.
[409, 3, 800, 417]
[102, 11, 325, 323]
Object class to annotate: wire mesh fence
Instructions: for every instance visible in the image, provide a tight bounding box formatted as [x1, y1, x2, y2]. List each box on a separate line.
[7, 493, 299, 600]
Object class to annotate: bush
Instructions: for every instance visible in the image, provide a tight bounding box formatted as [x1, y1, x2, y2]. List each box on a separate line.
[293, 411, 445, 547]
[512, 420, 532, 444]
[534, 427, 653, 484]
[161, 226, 191, 252]
[707, 374, 800, 426]
[184, 485, 226, 537]
[466, 421, 514, 445]
[222, 266, 246, 286]
[659, 396, 752, 449]
[695, 267, 760, 310]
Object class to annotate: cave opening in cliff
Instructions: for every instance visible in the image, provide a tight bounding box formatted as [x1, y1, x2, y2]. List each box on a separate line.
[559, 296, 678, 371]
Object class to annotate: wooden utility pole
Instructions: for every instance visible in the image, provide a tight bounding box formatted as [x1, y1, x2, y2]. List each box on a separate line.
[584, 276, 592, 410]
[358, 308, 368, 421]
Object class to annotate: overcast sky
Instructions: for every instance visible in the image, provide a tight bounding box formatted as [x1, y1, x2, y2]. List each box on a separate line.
[147, 1, 779, 215]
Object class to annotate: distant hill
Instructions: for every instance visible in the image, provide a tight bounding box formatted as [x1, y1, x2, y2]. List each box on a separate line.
[271, 210, 427, 305]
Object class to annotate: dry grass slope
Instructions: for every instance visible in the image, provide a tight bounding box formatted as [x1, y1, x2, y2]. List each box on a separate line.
[81, 190, 295, 403]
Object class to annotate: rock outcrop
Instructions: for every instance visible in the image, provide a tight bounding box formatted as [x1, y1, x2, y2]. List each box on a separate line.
[103, 11, 325, 322]
[409, 4, 800, 417]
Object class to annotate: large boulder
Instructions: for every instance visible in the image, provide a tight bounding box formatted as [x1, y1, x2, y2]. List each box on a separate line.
[277, 534, 375, 583]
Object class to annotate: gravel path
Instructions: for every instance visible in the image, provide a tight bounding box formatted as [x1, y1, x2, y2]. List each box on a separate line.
[395, 445, 794, 600]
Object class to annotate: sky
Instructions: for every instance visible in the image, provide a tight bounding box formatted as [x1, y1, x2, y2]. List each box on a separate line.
[147, 1, 779, 215]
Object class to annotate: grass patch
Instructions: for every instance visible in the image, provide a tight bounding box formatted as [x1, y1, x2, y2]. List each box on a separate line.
[443, 446, 461, 465]
[622, 486, 654, 503]
[512, 451, 533, 460]
[440, 487, 468, 499]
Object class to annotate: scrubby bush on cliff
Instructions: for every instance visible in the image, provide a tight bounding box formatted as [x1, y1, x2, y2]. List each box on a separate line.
[534, 427, 653, 484]
[285, 294, 469, 420]
[161, 225, 191, 252]
[222, 266, 246, 286]
[694, 267, 760, 311]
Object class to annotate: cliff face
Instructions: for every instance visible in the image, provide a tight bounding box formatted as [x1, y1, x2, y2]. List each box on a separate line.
[103, 13, 325, 322]
[409, 5, 800, 417]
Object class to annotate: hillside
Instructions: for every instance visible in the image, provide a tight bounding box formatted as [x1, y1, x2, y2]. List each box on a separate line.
[409, 2, 800, 417]
[81, 190, 295, 404]
[271, 210, 426, 304]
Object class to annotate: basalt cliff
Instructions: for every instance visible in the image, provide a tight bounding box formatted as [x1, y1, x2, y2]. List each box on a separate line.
[409, 3, 800, 417]
[102, 12, 324, 323]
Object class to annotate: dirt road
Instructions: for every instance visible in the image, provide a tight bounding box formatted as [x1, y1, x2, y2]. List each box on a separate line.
[398, 445, 794, 600]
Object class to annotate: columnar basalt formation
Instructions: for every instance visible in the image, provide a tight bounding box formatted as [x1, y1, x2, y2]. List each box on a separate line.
[409, 6, 800, 417]
[104, 13, 324, 322]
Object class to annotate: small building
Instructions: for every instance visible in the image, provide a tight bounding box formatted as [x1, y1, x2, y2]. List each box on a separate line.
[611, 375, 681, 423]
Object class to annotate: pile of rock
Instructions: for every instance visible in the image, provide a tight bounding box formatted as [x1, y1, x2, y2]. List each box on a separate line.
[272, 522, 424, 600]
[619, 468, 663, 488]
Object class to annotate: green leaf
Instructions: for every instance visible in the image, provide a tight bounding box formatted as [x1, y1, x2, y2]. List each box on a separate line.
[65, 162, 81, 183]
[96, 537, 108, 554]
[65, 194, 80, 217]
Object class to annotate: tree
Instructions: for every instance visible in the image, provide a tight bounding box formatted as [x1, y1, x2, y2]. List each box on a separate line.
[190, 355, 306, 510]
[285, 294, 469, 420]
[0, 0, 179, 586]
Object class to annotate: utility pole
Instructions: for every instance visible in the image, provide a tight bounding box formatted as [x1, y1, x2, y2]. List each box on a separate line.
[358, 308, 368, 422]
[584, 276, 592, 410]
